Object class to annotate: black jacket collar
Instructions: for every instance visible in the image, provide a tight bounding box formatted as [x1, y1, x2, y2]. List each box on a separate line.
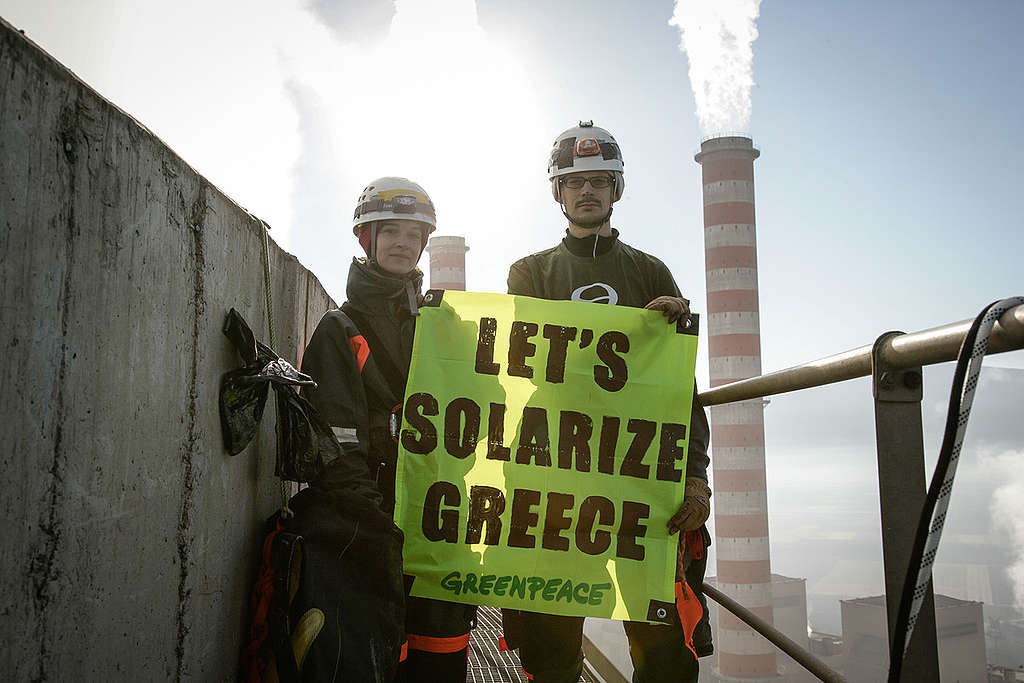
[345, 258, 423, 316]
[562, 228, 620, 257]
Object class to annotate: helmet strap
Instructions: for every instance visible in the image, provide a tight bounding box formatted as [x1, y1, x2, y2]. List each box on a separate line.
[418, 223, 429, 261]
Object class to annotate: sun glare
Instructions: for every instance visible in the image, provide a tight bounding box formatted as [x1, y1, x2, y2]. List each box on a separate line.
[285, 0, 550, 283]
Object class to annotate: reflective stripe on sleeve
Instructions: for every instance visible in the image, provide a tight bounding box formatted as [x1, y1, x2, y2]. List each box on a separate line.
[348, 334, 370, 371]
[331, 426, 359, 444]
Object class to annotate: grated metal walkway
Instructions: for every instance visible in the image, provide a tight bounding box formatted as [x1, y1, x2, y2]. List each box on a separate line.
[467, 606, 598, 683]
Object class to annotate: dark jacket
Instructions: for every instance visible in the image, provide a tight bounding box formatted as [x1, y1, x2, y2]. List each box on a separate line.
[302, 258, 475, 659]
[302, 258, 423, 511]
[507, 229, 711, 482]
[507, 229, 714, 661]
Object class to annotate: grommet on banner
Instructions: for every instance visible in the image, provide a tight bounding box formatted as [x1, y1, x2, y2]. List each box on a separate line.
[647, 600, 676, 625]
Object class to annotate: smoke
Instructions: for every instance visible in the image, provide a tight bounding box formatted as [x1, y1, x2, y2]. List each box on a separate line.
[987, 449, 1024, 611]
[668, 0, 762, 136]
[306, 0, 396, 44]
[286, 79, 349, 295]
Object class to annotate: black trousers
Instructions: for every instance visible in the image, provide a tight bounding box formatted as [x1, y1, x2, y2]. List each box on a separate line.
[396, 596, 475, 683]
[515, 609, 699, 683]
[396, 648, 469, 683]
[511, 529, 711, 683]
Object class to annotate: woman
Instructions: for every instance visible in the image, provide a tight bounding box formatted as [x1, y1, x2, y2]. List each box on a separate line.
[300, 177, 474, 682]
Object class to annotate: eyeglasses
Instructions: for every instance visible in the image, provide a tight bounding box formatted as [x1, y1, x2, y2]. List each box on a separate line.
[560, 175, 614, 190]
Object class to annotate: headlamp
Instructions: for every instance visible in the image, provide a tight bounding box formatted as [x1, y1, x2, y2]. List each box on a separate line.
[575, 138, 600, 158]
[392, 194, 417, 213]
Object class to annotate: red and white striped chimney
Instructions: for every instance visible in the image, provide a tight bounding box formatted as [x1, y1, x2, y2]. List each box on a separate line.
[695, 136, 776, 681]
[426, 235, 469, 291]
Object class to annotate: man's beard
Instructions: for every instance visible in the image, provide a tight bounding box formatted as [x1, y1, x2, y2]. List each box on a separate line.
[565, 204, 613, 230]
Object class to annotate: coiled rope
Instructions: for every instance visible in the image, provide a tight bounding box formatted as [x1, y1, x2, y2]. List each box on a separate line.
[887, 296, 1024, 682]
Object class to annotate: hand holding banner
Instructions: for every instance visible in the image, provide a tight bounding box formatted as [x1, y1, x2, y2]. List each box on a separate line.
[395, 290, 699, 621]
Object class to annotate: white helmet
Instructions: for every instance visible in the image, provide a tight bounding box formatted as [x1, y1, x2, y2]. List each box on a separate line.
[352, 176, 437, 235]
[547, 121, 624, 202]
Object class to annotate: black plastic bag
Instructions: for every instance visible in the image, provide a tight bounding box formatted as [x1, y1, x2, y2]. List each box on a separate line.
[219, 308, 340, 482]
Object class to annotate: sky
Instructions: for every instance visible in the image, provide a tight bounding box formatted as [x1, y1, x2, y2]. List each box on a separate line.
[3, 0, 1022, 637]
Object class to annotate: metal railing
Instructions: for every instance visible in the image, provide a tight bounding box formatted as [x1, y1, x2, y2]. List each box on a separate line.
[703, 583, 846, 683]
[698, 303, 1024, 407]
[693, 302, 1024, 683]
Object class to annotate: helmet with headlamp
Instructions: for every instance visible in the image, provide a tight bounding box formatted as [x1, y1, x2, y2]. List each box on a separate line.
[547, 121, 624, 202]
[352, 177, 436, 262]
[352, 176, 437, 234]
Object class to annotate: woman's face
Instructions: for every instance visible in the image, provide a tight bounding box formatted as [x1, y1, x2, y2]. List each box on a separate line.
[375, 220, 425, 275]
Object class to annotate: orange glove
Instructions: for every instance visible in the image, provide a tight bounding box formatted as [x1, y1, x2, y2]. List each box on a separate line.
[644, 295, 691, 323]
[667, 477, 712, 534]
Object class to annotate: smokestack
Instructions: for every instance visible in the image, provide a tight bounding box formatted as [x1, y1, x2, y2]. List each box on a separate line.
[426, 235, 470, 291]
[695, 136, 777, 680]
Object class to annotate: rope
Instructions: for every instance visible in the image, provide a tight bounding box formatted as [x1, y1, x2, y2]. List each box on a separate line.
[887, 296, 1024, 682]
[257, 218, 292, 517]
[259, 219, 277, 350]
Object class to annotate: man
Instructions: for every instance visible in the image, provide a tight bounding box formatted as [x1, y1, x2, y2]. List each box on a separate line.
[301, 177, 475, 682]
[504, 122, 713, 683]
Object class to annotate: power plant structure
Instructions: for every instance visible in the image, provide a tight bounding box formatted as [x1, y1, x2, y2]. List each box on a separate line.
[427, 235, 470, 291]
[695, 136, 777, 680]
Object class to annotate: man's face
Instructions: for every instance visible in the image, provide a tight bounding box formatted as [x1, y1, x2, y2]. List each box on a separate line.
[375, 219, 425, 275]
[560, 172, 615, 227]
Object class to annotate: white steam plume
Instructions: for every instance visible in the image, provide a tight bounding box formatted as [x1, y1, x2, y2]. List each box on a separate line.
[989, 450, 1024, 611]
[669, 0, 762, 136]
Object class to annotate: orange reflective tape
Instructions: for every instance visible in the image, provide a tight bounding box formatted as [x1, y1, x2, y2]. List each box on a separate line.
[406, 632, 471, 654]
[399, 641, 408, 662]
[675, 580, 701, 660]
[348, 335, 370, 372]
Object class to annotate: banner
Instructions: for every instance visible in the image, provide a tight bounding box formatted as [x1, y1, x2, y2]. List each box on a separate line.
[394, 290, 699, 621]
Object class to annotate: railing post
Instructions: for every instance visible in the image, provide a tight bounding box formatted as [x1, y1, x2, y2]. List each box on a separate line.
[871, 332, 940, 681]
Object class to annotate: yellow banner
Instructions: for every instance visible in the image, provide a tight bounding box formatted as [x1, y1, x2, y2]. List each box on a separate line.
[394, 291, 699, 621]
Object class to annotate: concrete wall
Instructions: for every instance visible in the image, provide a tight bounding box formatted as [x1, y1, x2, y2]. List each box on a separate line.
[0, 19, 334, 681]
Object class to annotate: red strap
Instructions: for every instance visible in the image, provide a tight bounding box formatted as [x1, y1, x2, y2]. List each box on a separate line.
[685, 529, 704, 560]
[240, 520, 287, 682]
[521, 667, 534, 680]
[399, 641, 408, 662]
[406, 632, 471, 654]
[675, 580, 701, 660]
[498, 636, 509, 652]
[348, 334, 370, 372]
